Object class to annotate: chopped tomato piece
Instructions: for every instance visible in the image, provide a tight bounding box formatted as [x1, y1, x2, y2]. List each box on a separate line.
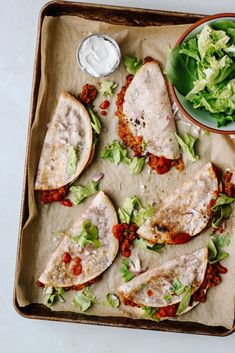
[100, 100, 110, 109]
[79, 84, 97, 105]
[40, 185, 68, 204]
[214, 262, 228, 274]
[171, 232, 191, 244]
[60, 199, 73, 207]
[147, 289, 153, 297]
[156, 304, 178, 318]
[144, 56, 154, 64]
[100, 110, 107, 116]
[63, 252, 72, 264]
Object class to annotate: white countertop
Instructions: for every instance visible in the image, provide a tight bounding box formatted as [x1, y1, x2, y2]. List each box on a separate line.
[1, 0, 235, 352]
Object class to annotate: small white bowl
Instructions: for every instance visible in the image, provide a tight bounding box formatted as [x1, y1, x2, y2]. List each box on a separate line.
[76, 33, 121, 78]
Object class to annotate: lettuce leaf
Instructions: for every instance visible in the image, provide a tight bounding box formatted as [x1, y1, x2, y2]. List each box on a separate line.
[43, 287, 65, 307]
[67, 145, 78, 176]
[142, 306, 160, 322]
[70, 180, 99, 205]
[175, 133, 199, 162]
[129, 157, 145, 175]
[101, 140, 131, 165]
[208, 233, 230, 264]
[211, 193, 235, 229]
[87, 107, 101, 135]
[103, 293, 120, 309]
[73, 219, 100, 249]
[120, 258, 135, 282]
[118, 196, 153, 226]
[72, 286, 97, 312]
[135, 238, 164, 252]
[99, 80, 118, 97]
[176, 286, 192, 315]
[124, 55, 143, 74]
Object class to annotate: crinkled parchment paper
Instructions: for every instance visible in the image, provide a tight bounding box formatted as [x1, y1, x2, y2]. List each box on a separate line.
[16, 16, 235, 329]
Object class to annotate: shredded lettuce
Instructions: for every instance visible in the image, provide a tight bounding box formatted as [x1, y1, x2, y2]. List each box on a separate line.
[176, 286, 192, 315]
[142, 306, 160, 322]
[175, 133, 199, 162]
[70, 180, 99, 205]
[72, 286, 97, 312]
[43, 287, 65, 307]
[211, 193, 235, 228]
[99, 80, 118, 97]
[101, 140, 131, 165]
[67, 145, 79, 176]
[129, 157, 145, 175]
[134, 238, 164, 253]
[124, 55, 143, 74]
[103, 293, 120, 309]
[87, 107, 101, 135]
[120, 258, 135, 282]
[73, 219, 100, 249]
[166, 21, 235, 127]
[207, 233, 230, 264]
[118, 196, 154, 226]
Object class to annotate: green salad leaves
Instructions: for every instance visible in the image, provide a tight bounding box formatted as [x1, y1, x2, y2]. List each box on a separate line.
[103, 293, 120, 309]
[120, 258, 135, 282]
[134, 238, 164, 253]
[43, 287, 65, 307]
[72, 286, 97, 312]
[118, 196, 154, 227]
[70, 180, 100, 205]
[175, 133, 199, 162]
[67, 145, 79, 176]
[73, 219, 100, 249]
[101, 140, 145, 174]
[124, 55, 143, 74]
[99, 80, 118, 98]
[211, 193, 235, 228]
[87, 107, 101, 135]
[166, 21, 235, 127]
[208, 233, 230, 264]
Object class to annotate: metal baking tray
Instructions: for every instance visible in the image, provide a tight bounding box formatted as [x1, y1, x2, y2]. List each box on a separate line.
[14, 0, 234, 336]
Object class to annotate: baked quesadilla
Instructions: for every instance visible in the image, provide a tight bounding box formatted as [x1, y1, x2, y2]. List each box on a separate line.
[118, 248, 223, 320]
[39, 191, 119, 287]
[116, 57, 183, 174]
[137, 162, 219, 244]
[35, 91, 93, 191]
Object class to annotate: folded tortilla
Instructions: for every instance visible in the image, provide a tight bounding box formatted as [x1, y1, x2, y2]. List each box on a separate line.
[39, 191, 119, 287]
[137, 162, 218, 244]
[118, 248, 208, 318]
[123, 61, 180, 160]
[35, 91, 93, 190]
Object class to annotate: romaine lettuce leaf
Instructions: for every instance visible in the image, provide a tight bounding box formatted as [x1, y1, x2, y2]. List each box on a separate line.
[43, 287, 65, 307]
[87, 107, 101, 135]
[67, 145, 78, 176]
[118, 196, 153, 226]
[101, 140, 131, 165]
[99, 80, 118, 97]
[129, 157, 145, 175]
[73, 219, 100, 249]
[208, 233, 230, 264]
[72, 286, 97, 312]
[120, 258, 135, 282]
[103, 293, 120, 309]
[124, 55, 143, 74]
[70, 180, 99, 205]
[175, 133, 199, 162]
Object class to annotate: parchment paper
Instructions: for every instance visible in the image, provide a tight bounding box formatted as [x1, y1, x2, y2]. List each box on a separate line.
[16, 16, 235, 329]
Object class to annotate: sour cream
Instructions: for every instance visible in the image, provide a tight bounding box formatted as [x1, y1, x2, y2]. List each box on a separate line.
[77, 34, 121, 77]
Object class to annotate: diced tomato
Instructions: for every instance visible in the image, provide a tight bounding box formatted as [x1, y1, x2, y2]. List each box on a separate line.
[79, 84, 97, 105]
[72, 263, 82, 276]
[100, 110, 107, 116]
[60, 199, 73, 207]
[144, 56, 154, 64]
[148, 154, 172, 175]
[63, 252, 72, 264]
[100, 100, 110, 110]
[112, 223, 138, 257]
[147, 289, 153, 297]
[156, 304, 178, 318]
[171, 232, 191, 244]
[40, 185, 68, 204]
[214, 262, 228, 274]
[224, 170, 234, 197]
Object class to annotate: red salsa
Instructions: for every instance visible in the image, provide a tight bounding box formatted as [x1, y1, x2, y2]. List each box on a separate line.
[112, 223, 138, 257]
[79, 84, 97, 105]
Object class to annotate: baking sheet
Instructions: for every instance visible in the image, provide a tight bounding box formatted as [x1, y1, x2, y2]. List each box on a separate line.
[15, 15, 235, 330]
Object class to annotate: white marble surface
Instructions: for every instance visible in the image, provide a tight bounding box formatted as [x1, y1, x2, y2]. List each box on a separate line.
[1, 0, 235, 352]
